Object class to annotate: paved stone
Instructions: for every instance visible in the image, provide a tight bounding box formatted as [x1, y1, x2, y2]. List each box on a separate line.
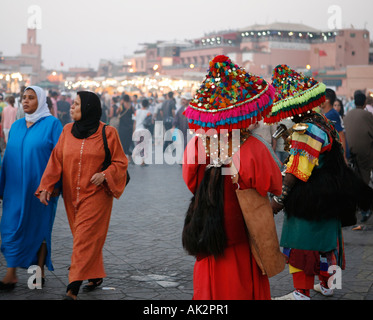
[270, 210, 373, 300]
[0, 162, 372, 301]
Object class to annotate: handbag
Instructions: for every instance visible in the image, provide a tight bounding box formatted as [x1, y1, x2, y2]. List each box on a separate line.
[231, 164, 286, 277]
[102, 125, 130, 186]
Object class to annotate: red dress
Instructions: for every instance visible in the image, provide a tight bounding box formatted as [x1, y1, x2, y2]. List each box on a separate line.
[183, 134, 282, 300]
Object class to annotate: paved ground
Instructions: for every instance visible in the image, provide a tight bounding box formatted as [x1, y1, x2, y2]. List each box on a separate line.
[0, 161, 372, 301]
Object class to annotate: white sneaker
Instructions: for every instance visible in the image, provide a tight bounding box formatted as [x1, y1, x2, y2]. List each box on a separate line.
[272, 291, 310, 300]
[314, 283, 334, 296]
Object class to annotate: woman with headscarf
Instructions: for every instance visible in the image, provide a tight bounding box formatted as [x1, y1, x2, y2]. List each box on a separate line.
[0, 86, 63, 290]
[36, 91, 128, 300]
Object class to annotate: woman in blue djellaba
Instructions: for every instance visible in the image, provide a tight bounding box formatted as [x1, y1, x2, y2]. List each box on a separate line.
[0, 85, 62, 290]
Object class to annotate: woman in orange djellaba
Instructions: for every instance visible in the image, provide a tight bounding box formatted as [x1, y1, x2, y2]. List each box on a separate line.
[182, 55, 285, 300]
[36, 91, 128, 300]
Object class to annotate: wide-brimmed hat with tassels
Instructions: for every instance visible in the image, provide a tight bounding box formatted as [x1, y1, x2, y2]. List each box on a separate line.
[264, 64, 326, 124]
[183, 55, 275, 133]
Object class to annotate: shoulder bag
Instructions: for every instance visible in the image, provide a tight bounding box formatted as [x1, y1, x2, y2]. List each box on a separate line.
[102, 125, 130, 186]
[231, 163, 286, 277]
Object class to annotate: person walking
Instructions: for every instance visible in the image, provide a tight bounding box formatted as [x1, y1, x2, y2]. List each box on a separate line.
[161, 92, 176, 151]
[36, 91, 128, 300]
[15, 85, 26, 120]
[344, 91, 373, 223]
[0, 86, 63, 290]
[172, 92, 192, 151]
[49, 91, 59, 118]
[132, 98, 152, 166]
[1, 95, 17, 144]
[57, 92, 71, 126]
[118, 94, 134, 163]
[320, 88, 348, 163]
[108, 96, 120, 129]
[265, 65, 373, 300]
[131, 94, 141, 111]
[182, 55, 284, 300]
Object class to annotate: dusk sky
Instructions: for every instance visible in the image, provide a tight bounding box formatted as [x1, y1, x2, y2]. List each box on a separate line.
[1, 0, 372, 70]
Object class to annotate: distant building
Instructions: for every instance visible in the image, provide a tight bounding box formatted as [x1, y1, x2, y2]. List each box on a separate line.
[1, 22, 371, 99]
[97, 59, 123, 78]
[0, 28, 45, 91]
[156, 31, 240, 79]
[131, 22, 370, 98]
[235, 23, 370, 80]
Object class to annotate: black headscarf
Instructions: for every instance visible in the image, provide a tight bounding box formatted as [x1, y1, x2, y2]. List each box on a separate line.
[71, 91, 102, 139]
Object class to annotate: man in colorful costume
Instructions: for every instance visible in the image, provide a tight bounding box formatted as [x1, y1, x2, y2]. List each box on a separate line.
[181, 55, 285, 300]
[266, 65, 373, 300]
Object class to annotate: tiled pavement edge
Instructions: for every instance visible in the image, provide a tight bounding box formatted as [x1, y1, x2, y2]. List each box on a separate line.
[0, 162, 372, 300]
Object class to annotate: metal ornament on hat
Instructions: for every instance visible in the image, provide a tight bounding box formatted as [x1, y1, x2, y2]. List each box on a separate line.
[202, 128, 251, 170]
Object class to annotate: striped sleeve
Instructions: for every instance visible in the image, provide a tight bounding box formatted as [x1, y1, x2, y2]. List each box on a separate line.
[286, 123, 331, 182]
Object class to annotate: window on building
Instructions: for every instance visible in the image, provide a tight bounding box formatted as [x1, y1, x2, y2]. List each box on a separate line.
[352, 51, 355, 56]
[350, 33, 356, 38]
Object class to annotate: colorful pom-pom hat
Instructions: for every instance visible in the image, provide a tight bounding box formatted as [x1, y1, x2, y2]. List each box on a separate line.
[264, 64, 326, 124]
[183, 55, 275, 133]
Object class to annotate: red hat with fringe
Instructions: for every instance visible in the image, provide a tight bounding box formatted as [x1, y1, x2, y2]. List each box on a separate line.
[183, 55, 275, 133]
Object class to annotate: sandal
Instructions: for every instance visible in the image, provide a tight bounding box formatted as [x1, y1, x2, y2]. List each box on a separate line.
[83, 278, 103, 292]
[0, 281, 16, 291]
[64, 280, 82, 300]
[352, 225, 364, 231]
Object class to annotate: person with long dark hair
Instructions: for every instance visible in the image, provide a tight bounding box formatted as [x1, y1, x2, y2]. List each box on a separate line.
[36, 91, 128, 300]
[333, 98, 345, 118]
[182, 55, 284, 300]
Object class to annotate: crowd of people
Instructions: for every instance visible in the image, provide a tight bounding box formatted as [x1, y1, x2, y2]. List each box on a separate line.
[98, 90, 192, 163]
[325, 89, 373, 224]
[0, 87, 194, 161]
[0, 54, 372, 301]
